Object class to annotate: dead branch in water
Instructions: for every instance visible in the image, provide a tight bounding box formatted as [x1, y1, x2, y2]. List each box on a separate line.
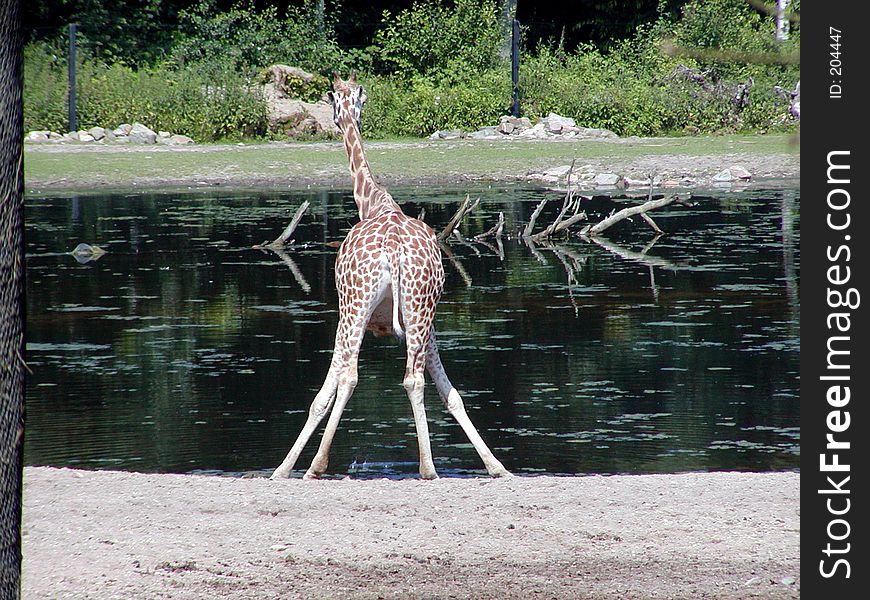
[253, 201, 310, 249]
[579, 194, 692, 238]
[438, 195, 480, 241]
[521, 160, 589, 241]
[474, 211, 504, 241]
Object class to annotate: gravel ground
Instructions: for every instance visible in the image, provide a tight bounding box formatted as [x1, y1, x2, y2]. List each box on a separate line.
[23, 467, 799, 599]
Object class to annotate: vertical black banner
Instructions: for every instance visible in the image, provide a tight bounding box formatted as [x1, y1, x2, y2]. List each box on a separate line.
[802, 0, 868, 596]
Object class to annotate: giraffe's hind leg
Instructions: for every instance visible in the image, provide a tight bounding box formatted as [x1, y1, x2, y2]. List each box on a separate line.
[403, 330, 438, 480]
[425, 329, 511, 478]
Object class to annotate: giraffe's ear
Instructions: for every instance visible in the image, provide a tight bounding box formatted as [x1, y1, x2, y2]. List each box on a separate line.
[332, 71, 342, 88]
[349, 70, 358, 84]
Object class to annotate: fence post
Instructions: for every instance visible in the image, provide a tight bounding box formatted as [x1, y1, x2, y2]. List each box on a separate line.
[511, 18, 520, 117]
[68, 23, 77, 133]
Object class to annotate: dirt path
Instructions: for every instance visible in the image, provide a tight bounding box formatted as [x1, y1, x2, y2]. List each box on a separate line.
[23, 467, 799, 599]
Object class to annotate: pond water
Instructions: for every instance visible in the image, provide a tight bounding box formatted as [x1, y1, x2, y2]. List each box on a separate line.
[24, 184, 800, 477]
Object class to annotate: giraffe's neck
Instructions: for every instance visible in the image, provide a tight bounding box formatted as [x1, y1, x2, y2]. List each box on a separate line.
[341, 120, 401, 221]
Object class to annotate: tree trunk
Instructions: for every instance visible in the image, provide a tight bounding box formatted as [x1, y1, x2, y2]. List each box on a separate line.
[0, 1, 26, 598]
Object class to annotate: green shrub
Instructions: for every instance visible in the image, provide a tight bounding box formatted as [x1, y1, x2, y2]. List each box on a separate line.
[171, 0, 347, 76]
[77, 61, 266, 141]
[362, 70, 510, 138]
[373, 0, 503, 84]
[23, 42, 69, 133]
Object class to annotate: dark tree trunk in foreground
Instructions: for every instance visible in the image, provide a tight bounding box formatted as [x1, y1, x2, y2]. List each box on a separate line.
[0, 0, 25, 598]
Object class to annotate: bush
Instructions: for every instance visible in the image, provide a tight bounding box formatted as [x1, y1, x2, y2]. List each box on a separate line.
[373, 0, 503, 84]
[24, 0, 799, 141]
[24, 42, 267, 141]
[171, 0, 347, 76]
[78, 61, 267, 141]
[23, 42, 69, 133]
[362, 70, 511, 137]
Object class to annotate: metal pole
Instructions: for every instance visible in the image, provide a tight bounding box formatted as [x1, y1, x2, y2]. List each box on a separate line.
[68, 23, 77, 133]
[511, 19, 520, 117]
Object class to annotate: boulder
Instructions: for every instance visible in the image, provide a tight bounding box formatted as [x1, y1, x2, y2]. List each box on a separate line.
[77, 131, 95, 143]
[128, 123, 157, 144]
[428, 129, 465, 140]
[113, 123, 133, 136]
[593, 173, 622, 187]
[26, 131, 50, 143]
[540, 113, 576, 134]
[169, 134, 195, 145]
[262, 65, 328, 102]
[88, 127, 106, 141]
[712, 166, 752, 182]
[267, 98, 339, 138]
[497, 115, 532, 135]
[468, 126, 499, 139]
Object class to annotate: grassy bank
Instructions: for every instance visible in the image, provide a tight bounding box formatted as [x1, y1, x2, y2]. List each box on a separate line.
[24, 134, 798, 191]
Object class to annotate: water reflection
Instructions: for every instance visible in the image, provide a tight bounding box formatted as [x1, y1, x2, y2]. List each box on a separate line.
[24, 184, 800, 477]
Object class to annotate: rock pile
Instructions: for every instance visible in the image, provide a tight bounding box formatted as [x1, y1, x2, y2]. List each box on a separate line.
[429, 113, 619, 141]
[26, 123, 194, 145]
[528, 163, 753, 190]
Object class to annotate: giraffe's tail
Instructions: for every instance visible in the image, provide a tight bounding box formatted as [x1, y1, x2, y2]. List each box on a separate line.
[389, 253, 405, 341]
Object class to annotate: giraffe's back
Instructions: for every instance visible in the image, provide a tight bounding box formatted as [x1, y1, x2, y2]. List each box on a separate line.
[336, 211, 444, 339]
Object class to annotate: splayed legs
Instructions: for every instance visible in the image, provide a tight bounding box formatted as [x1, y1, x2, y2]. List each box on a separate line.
[425, 330, 511, 478]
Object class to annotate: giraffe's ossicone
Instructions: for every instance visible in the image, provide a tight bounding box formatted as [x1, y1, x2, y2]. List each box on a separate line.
[270, 73, 510, 480]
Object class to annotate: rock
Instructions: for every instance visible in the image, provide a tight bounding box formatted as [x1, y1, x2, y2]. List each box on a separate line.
[265, 90, 340, 138]
[262, 65, 328, 101]
[26, 131, 50, 142]
[575, 126, 618, 139]
[88, 127, 106, 141]
[48, 131, 63, 141]
[428, 129, 465, 140]
[623, 175, 662, 188]
[113, 123, 133, 136]
[593, 173, 622, 187]
[66, 131, 80, 141]
[497, 115, 532, 135]
[543, 165, 574, 178]
[713, 166, 752, 182]
[128, 123, 157, 144]
[541, 113, 576, 133]
[77, 132, 95, 143]
[518, 123, 551, 139]
[168, 134, 195, 145]
[468, 127, 499, 140]
[744, 577, 763, 586]
[779, 576, 796, 585]
[70, 243, 106, 264]
[158, 131, 171, 138]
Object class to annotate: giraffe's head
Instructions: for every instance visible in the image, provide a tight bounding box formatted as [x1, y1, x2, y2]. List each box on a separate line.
[327, 71, 367, 133]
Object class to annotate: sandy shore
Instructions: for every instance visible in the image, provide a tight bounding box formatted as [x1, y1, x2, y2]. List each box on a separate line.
[22, 467, 799, 599]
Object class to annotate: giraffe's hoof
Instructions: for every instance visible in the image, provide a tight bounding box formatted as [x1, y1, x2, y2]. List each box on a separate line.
[302, 470, 322, 481]
[270, 467, 290, 480]
[490, 467, 513, 478]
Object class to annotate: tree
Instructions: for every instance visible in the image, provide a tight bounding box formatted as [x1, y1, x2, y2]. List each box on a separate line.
[0, 0, 26, 597]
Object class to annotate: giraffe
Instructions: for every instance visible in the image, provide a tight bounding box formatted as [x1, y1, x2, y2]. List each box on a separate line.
[270, 73, 510, 480]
